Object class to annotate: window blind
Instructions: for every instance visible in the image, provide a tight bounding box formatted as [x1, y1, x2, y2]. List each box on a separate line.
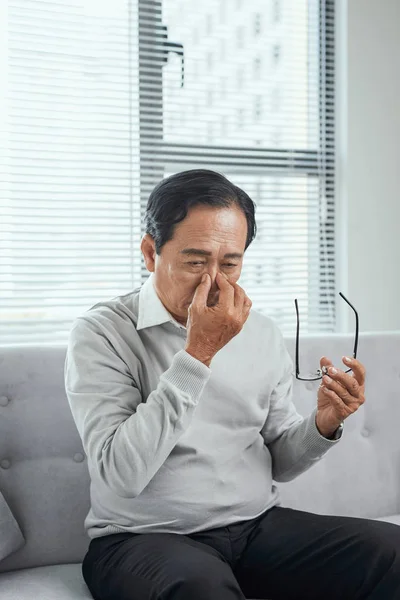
[0, 0, 336, 345]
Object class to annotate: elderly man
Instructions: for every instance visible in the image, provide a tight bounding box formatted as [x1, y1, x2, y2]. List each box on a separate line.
[65, 169, 400, 600]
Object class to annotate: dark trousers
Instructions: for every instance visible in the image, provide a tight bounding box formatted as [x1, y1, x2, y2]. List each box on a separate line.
[82, 506, 400, 600]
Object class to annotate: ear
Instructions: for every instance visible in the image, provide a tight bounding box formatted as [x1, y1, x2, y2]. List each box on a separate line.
[141, 234, 156, 272]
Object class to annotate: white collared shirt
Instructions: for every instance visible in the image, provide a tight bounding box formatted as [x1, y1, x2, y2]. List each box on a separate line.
[137, 273, 186, 332]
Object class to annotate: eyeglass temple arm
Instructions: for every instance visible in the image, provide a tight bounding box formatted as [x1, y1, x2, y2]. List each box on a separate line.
[338, 292, 359, 358]
[295, 292, 359, 380]
[294, 299, 300, 377]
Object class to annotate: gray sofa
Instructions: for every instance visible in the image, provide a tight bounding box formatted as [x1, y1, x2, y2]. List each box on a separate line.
[0, 332, 400, 599]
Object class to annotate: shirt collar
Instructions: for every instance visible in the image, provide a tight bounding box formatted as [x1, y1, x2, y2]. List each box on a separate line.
[137, 274, 186, 331]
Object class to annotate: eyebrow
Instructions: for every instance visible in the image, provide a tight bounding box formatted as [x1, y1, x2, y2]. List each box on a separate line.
[180, 248, 243, 260]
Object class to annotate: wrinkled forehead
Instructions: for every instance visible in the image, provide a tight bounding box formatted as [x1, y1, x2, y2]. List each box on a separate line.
[170, 204, 248, 251]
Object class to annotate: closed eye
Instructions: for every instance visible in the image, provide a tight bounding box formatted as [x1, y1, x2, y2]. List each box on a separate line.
[186, 261, 238, 268]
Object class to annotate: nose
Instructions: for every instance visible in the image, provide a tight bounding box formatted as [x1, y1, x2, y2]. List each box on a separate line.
[208, 266, 220, 296]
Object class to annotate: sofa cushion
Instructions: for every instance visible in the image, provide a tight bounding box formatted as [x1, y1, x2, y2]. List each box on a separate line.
[2, 334, 400, 573]
[0, 564, 93, 600]
[0, 491, 25, 562]
[0, 563, 266, 600]
[375, 514, 400, 526]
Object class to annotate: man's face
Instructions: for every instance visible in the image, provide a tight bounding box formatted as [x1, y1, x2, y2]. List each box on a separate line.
[141, 204, 248, 325]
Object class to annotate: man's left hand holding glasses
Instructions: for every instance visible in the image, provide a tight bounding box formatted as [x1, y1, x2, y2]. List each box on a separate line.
[316, 356, 366, 439]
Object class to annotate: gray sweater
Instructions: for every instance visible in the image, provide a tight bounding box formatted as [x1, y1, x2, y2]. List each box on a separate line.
[65, 274, 340, 539]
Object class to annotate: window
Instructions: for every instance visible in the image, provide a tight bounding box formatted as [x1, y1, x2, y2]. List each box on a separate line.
[273, 0, 282, 23]
[206, 14, 213, 35]
[219, 1, 226, 23]
[271, 178, 282, 198]
[219, 39, 226, 61]
[254, 96, 262, 122]
[273, 257, 283, 285]
[271, 128, 282, 147]
[273, 44, 281, 65]
[271, 88, 281, 112]
[236, 67, 244, 90]
[220, 116, 227, 138]
[254, 56, 261, 79]
[207, 122, 213, 143]
[220, 77, 227, 99]
[255, 181, 263, 204]
[255, 264, 265, 286]
[236, 26, 244, 49]
[272, 213, 284, 242]
[0, 0, 336, 344]
[237, 108, 244, 129]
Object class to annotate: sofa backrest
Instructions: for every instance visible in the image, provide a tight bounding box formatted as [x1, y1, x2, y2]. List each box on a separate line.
[0, 332, 399, 572]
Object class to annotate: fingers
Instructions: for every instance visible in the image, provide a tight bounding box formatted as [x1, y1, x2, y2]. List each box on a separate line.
[233, 281, 245, 308]
[342, 356, 366, 387]
[220, 276, 252, 314]
[319, 386, 352, 420]
[191, 273, 211, 309]
[216, 272, 234, 305]
[242, 296, 252, 322]
[319, 356, 333, 375]
[232, 281, 251, 310]
[203, 273, 252, 319]
[322, 374, 355, 406]
[323, 367, 362, 401]
[243, 295, 252, 311]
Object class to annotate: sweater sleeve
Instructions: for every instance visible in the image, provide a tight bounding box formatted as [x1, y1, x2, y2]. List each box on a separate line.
[261, 329, 341, 482]
[65, 317, 211, 499]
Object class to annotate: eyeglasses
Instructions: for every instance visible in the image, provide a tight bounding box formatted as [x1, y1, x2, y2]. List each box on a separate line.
[294, 292, 359, 381]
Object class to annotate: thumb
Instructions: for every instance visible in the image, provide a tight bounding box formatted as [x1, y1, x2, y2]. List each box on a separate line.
[191, 274, 211, 309]
[320, 356, 333, 375]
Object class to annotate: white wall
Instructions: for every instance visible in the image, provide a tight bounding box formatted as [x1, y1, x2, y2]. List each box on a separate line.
[337, 0, 400, 333]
